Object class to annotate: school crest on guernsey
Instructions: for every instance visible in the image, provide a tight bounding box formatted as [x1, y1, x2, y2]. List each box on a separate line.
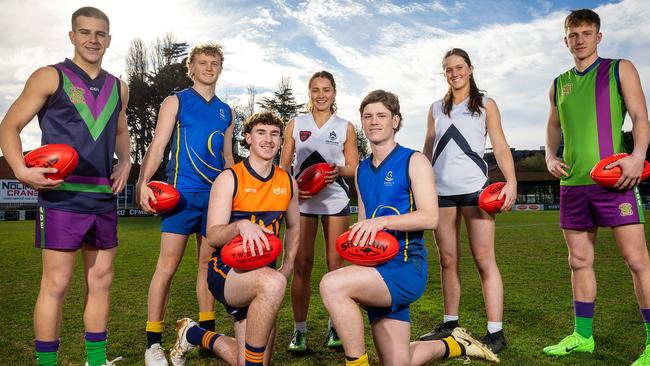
[300, 131, 312, 142]
[68, 86, 86, 104]
[219, 108, 226, 120]
[562, 83, 573, 96]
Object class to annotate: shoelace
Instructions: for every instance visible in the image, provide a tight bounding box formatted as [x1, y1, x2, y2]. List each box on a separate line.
[453, 356, 471, 365]
[151, 346, 166, 360]
[106, 357, 123, 366]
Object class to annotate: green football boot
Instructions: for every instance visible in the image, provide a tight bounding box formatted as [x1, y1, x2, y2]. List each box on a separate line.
[632, 345, 650, 366]
[543, 332, 594, 356]
[325, 327, 342, 348]
[288, 330, 307, 353]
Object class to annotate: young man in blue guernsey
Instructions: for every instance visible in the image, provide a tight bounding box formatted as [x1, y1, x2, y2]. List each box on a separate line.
[136, 43, 235, 365]
[0, 7, 131, 366]
[543, 9, 650, 365]
[319, 90, 498, 366]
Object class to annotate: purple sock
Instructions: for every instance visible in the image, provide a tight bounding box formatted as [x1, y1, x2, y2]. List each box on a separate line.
[573, 300, 595, 318]
[85, 331, 108, 342]
[186, 325, 205, 346]
[641, 309, 650, 323]
[35, 339, 60, 352]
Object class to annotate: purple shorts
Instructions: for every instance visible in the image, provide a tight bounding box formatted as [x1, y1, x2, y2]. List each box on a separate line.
[35, 206, 118, 250]
[560, 185, 645, 230]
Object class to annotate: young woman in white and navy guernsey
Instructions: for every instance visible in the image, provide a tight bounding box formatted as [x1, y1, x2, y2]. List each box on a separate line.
[280, 71, 359, 352]
[420, 48, 517, 354]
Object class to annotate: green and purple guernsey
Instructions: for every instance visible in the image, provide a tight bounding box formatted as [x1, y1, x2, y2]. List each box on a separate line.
[554, 58, 627, 186]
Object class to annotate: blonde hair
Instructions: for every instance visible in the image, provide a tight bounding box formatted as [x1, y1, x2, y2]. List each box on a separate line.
[186, 43, 224, 79]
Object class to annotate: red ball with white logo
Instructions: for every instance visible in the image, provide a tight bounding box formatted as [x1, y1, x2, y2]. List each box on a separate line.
[147, 181, 180, 213]
[335, 230, 399, 266]
[221, 233, 283, 270]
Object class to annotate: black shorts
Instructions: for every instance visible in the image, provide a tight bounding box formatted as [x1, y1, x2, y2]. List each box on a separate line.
[300, 204, 350, 218]
[438, 191, 480, 208]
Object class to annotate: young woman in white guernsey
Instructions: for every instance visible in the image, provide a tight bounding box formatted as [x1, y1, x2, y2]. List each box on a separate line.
[419, 48, 517, 354]
[280, 71, 359, 352]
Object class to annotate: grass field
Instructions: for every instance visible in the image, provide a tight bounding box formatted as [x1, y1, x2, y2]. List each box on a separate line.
[1, 211, 649, 365]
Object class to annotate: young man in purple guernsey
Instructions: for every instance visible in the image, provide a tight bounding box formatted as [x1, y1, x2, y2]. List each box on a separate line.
[543, 9, 650, 365]
[0, 6, 130, 366]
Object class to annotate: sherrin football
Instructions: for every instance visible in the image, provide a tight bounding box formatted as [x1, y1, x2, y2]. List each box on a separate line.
[24, 144, 78, 181]
[147, 181, 180, 213]
[297, 162, 334, 197]
[479, 182, 506, 214]
[590, 153, 650, 189]
[335, 230, 399, 266]
[221, 233, 283, 270]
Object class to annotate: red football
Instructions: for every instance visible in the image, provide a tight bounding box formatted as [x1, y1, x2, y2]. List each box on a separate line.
[297, 162, 334, 196]
[590, 153, 650, 188]
[335, 230, 399, 266]
[24, 144, 78, 180]
[221, 233, 283, 270]
[479, 182, 506, 214]
[147, 181, 180, 213]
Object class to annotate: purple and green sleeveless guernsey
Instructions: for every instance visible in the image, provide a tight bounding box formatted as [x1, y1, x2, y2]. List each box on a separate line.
[554, 58, 626, 186]
[37, 59, 121, 213]
[165, 88, 232, 192]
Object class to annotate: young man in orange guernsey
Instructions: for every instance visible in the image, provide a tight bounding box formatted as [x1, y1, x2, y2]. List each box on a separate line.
[168, 111, 300, 366]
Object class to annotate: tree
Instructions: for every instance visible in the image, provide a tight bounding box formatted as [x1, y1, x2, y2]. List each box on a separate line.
[355, 124, 370, 160]
[518, 153, 547, 171]
[125, 35, 192, 177]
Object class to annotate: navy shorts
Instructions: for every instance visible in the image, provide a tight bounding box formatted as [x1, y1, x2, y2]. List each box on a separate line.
[367, 255, 428, 323]
[438, 191, 480, 208]
[161, 191, 209, 237]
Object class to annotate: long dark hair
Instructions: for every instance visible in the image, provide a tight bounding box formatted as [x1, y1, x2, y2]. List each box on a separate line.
[442, 48, 484, 118]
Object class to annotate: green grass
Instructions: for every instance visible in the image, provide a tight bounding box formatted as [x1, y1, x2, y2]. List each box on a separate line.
[1, 212, 649, 365]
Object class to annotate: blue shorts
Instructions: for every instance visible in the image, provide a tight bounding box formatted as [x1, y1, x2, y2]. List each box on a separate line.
[367, 255, 428, 323]
[438, 191, 480, 208]
[206, 252, 278, 322]
[161, 191, 209, 237]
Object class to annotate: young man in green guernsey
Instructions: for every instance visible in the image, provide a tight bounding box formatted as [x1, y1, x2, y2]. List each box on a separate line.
[543, 9, 650, 365]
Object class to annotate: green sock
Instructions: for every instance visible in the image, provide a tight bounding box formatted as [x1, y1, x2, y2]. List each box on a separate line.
[36, 351, 57, 366]
[575, 316, 593, 338]
[85, 339, 107, 366]
[645, 322, 650, 346]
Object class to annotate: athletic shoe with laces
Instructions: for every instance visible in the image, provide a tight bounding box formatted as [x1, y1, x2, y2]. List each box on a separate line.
[84, 357, 123, 366]
[481, 330, 507, 353]
[145, 343, 169, 366]
[170, 318, 198, 366]
[419, 320, 459, 341]
[288, 330, 307, 352]
[542, 332, 594, 356]
[451, 327, 500, 363]
[325, 327, 342, 348]
[631, 344, 650, 366]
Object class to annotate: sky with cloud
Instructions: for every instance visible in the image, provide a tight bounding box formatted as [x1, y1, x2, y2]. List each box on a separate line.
[1, 0, 648, 153]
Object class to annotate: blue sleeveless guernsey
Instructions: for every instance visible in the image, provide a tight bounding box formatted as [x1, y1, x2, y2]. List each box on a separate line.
[165, 88, 232, 192]
[38, 59, 121, 214]
[356, 144, 425, 263]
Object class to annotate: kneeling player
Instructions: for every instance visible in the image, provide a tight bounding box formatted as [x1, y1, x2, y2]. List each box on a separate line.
[168, 111, 300, 366]
[319, 90, 499, 365]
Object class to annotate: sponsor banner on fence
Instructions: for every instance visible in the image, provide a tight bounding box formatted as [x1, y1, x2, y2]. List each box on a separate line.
[0, 180, 38, 203]
[513, 204, 544, 211]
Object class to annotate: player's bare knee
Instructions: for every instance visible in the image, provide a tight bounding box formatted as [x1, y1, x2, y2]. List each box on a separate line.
[568, 253, 592, 271]
[41, 274, 71, 298]
[625, 255, 650, 274]
[320, 272, 344, 303]
[294, 256, 314, 275]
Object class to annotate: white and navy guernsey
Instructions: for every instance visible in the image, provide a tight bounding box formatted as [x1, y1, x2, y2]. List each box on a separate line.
[38, 59, 122, 213]
[292, 113, 350, 215]
[430, 96, 489, 196]
[165, 88, 232, 192]
[356, 144, 425, 263]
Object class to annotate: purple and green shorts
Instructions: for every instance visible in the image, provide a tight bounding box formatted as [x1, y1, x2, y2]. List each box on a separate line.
[35, 206, 118, 250]
[560, 185, 645, 230]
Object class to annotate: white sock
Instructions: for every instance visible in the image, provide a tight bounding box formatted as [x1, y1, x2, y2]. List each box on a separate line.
[443, 314, 459, 323]
[487, 321, 503, 334]
[328, 318, 334, 330]
[294, 321, 307, 333]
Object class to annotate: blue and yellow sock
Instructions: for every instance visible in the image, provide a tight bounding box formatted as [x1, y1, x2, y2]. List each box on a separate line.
[146, 321, 164, 348]
[574, 300, 595, 338]
[199, 311, 216, 332]
[186, 325, 222, 350]
[345, 353, 369, 366]
[244, 343, 265, 365]
[441, 336, 466, 358]
[35, 339, 59, 366]
[85, 331, 108, 366]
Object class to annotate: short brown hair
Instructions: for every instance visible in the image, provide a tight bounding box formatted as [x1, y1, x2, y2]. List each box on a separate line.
[242, 112, 283, 148]
[71, 7, 110, 31]
[565, 9, 600, 31]
[186, 43, 224, 78]
[359, 90, 403, 132]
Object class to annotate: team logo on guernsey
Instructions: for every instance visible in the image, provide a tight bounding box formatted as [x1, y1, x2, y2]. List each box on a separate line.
[299, 131, 312, 142]
[619, 202, 633, 217]
[384, 170, 394, 186]
[244, 188, 257, 193]
[219, 108, 226, 120]
[329, 131, 337, 140]
[562, 83, 573, 96]
[326, 130, 339, 146]
[68, 86, 86, 104]
[272, 187, 288, 195]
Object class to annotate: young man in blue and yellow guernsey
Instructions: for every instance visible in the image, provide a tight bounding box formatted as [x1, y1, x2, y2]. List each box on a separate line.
[136, 43, 235, 365]
[319, 90, 499, 366]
